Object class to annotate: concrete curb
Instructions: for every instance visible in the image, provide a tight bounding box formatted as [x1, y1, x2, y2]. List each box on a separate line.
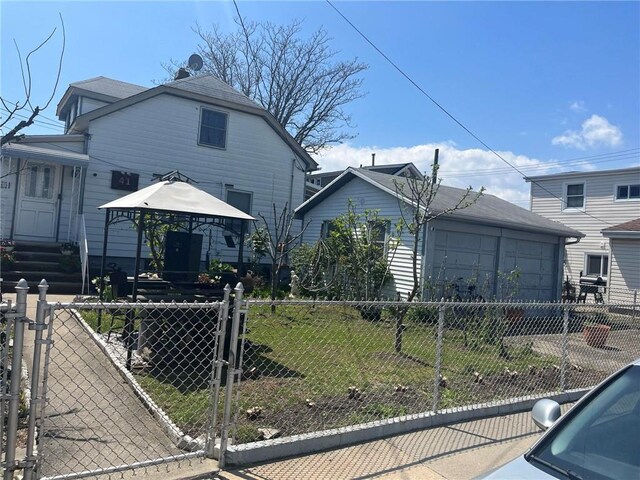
[224, 388, 589, 466]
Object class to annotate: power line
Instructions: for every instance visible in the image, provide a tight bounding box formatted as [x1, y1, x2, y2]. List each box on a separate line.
[0, 98, 62, 125]
[325, 0, 620, 226]
[441, 149, 640, 177]
[1, 107, 64, 131]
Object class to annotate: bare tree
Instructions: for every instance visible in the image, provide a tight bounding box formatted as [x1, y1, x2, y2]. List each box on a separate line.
[165, 19, 367, 154]
[1, 14, 65, 146]
[394, 153, 485, 302]
[247, 203, 310, 306]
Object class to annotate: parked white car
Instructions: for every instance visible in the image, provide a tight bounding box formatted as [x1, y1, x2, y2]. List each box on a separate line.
[482, 359, 640, 479]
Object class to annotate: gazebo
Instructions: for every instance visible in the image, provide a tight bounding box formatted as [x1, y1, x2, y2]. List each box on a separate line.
[98, 171, 255, 301]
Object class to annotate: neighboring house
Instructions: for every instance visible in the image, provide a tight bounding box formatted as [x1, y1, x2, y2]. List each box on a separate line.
[526, 167, 640, 299]
[601, 218, 640, 303]
[305, 162, 423, 199]
[0, 75, 317, 277]
[295, 168, 583, 301]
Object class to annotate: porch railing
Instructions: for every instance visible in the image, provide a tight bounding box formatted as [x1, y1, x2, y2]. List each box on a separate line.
[78, 214, 90, 295]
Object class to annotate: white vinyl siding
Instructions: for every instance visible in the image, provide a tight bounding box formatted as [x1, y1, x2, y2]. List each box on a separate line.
[81, 93, 306, 263]
[300, 177, 420, 299]
[529, 168, 640, 284]
[607, 239, 640, 303]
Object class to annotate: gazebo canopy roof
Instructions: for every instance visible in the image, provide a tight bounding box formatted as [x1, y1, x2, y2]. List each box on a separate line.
[99, 179, 254, 220]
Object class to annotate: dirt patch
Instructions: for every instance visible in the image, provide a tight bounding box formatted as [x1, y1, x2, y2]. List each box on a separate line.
[232, 364, 603, 444]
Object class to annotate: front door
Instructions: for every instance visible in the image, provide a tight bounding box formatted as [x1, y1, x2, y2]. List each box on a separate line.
[14, 161, 61, 240]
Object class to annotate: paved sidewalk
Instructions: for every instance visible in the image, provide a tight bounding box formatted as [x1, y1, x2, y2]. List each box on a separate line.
[218, 406, 576, 480]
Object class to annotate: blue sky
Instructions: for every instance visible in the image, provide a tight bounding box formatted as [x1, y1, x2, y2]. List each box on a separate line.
[2, 1, 639, 206]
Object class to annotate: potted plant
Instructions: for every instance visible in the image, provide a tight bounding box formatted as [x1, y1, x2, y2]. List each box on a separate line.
[1, 251, 15, 269]
[584, 322, 610, 348]
[60, 242, 79, 255]
[1, 240, 15, 253]
[59, 255, 81, 273]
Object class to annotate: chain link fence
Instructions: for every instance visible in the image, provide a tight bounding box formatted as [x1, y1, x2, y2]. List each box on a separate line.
[2, 282, 639, 476]
[37, 298, 226, 479]
[229, 299, 640, 446]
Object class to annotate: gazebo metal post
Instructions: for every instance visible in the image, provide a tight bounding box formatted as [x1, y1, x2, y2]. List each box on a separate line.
[237, 220, 246, 277]
[125, 209, 145, 370]
[97, 210, 111, 333]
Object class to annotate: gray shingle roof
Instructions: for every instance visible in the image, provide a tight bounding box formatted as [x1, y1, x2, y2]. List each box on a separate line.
[361, 170, 583, 237]
[69, 76, 148, 99]
[297, 168, 583, 238]
[165, 75, 262, 109]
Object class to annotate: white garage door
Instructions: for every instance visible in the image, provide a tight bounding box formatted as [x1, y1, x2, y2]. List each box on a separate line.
[433, 230, 498, 297]
[503, 238, 557, 301]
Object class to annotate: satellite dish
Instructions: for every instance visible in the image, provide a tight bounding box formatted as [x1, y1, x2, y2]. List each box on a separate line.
[188, 54, 203, 72]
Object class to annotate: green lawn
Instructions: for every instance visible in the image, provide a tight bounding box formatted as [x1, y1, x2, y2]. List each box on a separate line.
[79, 303, 561, 444]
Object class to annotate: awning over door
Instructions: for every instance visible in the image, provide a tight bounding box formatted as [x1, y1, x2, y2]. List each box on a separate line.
[1, 143, 89, 167]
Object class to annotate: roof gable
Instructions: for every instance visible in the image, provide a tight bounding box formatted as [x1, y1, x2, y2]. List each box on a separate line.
[63, 74, 317, 170]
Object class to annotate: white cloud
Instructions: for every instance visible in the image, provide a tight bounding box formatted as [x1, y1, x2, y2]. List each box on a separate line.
[552, 114, 623, 150]
[569, 100, 587, 112]
[312, 143, 556, 208]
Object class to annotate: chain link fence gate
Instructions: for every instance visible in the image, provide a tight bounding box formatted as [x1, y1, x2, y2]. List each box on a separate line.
[1, 280, 246, 480]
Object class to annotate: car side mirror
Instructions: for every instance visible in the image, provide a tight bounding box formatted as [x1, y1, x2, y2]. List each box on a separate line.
[532, 399, 561, 430]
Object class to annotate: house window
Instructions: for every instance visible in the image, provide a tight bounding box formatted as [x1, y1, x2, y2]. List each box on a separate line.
[199, 108, 228, 149]
[225, 189, 251, 235]
[586, 254, 608, 277]
[615, 184, 640, 200]
[320, 220, 336, 239]
[565, 183, 584, 209]
[368, 220, 389, 251]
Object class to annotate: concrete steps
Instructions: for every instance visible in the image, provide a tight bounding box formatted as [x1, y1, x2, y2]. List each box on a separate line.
[1, 241, 84, 294]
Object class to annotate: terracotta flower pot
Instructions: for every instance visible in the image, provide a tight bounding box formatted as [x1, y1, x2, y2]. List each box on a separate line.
[584, 323, 610, 348]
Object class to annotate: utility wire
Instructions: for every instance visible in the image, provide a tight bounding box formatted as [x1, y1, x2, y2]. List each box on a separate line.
[325, 0, 623, 226]
[1, 107, 64, 131]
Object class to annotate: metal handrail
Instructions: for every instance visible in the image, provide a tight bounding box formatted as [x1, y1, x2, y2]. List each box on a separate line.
[78, 214, 90, 295]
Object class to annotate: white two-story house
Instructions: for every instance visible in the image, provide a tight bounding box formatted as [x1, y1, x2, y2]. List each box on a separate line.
[526, 167, 640, 301]
[0, 75, 317, 287]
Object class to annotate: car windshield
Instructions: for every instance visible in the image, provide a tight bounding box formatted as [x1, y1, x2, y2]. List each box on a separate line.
[530, 365, 640, 480]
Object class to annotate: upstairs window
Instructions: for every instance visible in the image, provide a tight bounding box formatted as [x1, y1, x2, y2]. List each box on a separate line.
[199, 108, 228, 149]
[615, 184, 640, 201]
[565, 183, 584, 209]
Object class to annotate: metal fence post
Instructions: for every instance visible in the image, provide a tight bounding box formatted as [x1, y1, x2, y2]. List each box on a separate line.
[432, 301, 445, 412]
[218, 283, 244, 469]
[633, 290, 638, 323]
[205, 284, 232, 459]
[560, 305, 569, 392]
[23, 280, 49, 480]
[4, 279, 29, 480]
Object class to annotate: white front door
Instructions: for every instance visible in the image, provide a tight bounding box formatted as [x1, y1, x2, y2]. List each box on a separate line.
[14, 161, 61, 240]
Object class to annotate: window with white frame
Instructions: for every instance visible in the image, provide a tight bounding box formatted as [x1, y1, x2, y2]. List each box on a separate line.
[564, 183, 585, 209]
[615, 184, 640, 201]
[586, 254, 608, 277]
[199, 108, 228, 149]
